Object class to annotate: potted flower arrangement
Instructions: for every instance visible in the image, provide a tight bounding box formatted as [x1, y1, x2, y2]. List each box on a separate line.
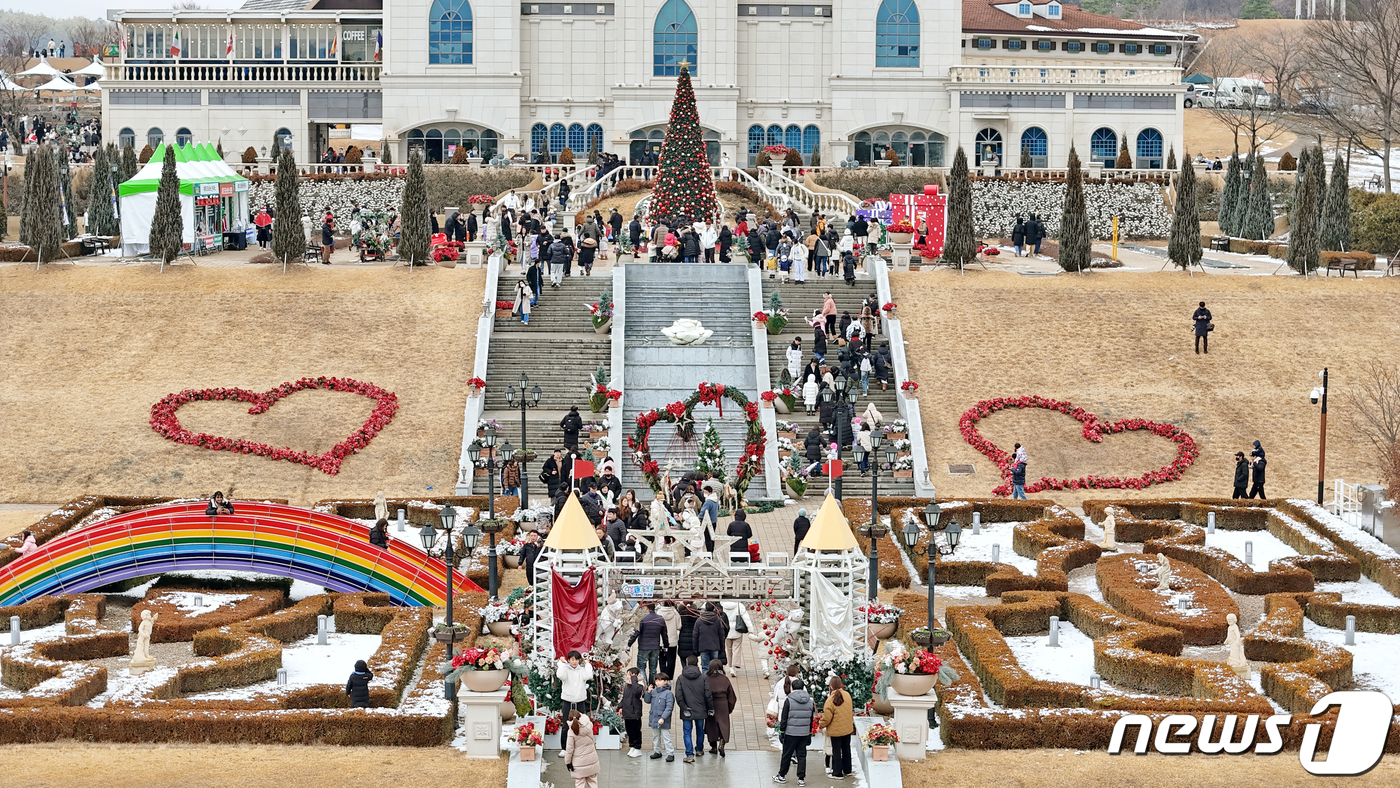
[441, 645, 518, 692]
[882, 419, 907, 441]
[783, 451, 811, 499]
[860, 602, 904, 640]
[763, 291, 789, 334]
[511, 721, 544, 760]
[588, 290, 613, 334]
[875, 641, 958, 698]
[861, 722, 899, 761]
[887, 222, 915, 245]
[762, 387, 796, 414]
[776, 420, 800, 442]
[590, 435, 610, 460]
[891, 454, 915, 479]
[477, 419, 500, 437]
[909, 626, 951, 648]
[759, 389, 777, 409]
[467, 193, 495, 206]
[494, 299, 516, 317]
[499, 538, 525, 569]
[482, 601, 516, 637]
[881, 301, 899, 319]
[542, 714, 563, 749]
[900, 380, 920, 401]
[590, 707, 625, 750]
[467, 377, 487, 397]
[585, 419, 608, 439]
[776, 435, 796, 460]
[764, 145, 789, 176]
[587, 366, 613, 413]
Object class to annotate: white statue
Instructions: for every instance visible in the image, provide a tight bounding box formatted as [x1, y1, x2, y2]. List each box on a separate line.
[661, 318, 714, 346]
[131, 609, 159, 674]
[611, 602, 646, 652]
[374, 490, 389, 523]
[1225, 612, 1249, 677]
[596, 596, 625, 648]
[771, 607, 805, 654]
[1101, 511, 1117, 551]
[1155, 552, 1172, 592]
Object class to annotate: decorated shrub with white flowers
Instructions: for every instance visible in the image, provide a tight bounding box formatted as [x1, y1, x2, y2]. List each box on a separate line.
[972, 179, 1170, 240]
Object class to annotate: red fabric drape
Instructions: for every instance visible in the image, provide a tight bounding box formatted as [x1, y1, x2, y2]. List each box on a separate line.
[551, 567, 598, 658]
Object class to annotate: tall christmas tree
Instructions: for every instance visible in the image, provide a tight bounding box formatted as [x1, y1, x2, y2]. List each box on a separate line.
[694, 418, 727, 482]
[87, 143, 119, 237]
[648, 64, 718, 223]
[1287, 146, 1321, 274]
[1242, 155, 1274, 241]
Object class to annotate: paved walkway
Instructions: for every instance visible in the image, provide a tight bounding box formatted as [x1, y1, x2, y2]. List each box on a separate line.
[537, 747, 865, 788]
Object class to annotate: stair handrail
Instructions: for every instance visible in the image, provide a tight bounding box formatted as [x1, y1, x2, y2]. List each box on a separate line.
[727, 167, 792, 213]
[870, 255, 935, 497]
[748, 265, 784, 500]
[607, 264, 627, 483]
[456, 254, 503, 493]
[756, 167, 862, 218]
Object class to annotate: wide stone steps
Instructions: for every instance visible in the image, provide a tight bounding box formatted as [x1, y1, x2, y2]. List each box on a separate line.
[493, 275, 611, 332]
[618, 407, 768, 495]
[482, 334, 611, 412]
[624, 282, 753, 341]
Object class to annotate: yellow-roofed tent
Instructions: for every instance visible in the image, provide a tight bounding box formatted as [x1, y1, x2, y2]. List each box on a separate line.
[544, 492, 603, 551]
[798, 493, 859, 552]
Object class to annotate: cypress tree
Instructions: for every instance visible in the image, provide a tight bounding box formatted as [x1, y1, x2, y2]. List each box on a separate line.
[1287, 146, 1322, 274]
[1114, 137, 1133, 169]
[148, 144, 184, 265]
[1166, 146, 1177, 172]
[1242, 154, 1274, 241]
[1319, 153, 1352, 252]
[1219, 153, 1243, 236]
[587, 133, 599, 166]
[1168, 152, 1202, 270]
[271, 146, 304, 265]
[1306, 143, 1325, 235]
[121, 144, 138, 183]
[60, 165, 77, 240]
[87, 144, 118, 236]
[1019, 143, 1032, 169]
[27, 144, 62, 263]
[380, 140, 392, 165]
[398, 148, 430, 266]
[19, 147, 35, 247]
[809, 140, 820, 167]
[1058, 145, 1092, 272]
[943, 146, 977, 266]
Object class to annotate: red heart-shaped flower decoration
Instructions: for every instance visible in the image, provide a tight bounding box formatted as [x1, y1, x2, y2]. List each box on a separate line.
[149, 377, 399, 475]
[959, 395, 1198, 495]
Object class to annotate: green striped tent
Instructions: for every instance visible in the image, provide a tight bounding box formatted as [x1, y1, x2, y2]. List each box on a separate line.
[118, 142, 251, 254]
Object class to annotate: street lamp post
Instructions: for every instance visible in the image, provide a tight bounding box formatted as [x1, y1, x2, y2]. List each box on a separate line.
[420, 505, 480, 700]
[1311, 368, 1329, 505]
[505, 373, 543, 508]
[857, 521, 889, 600]
[901, 502, 961, 630]
[468, 430, 515, 600]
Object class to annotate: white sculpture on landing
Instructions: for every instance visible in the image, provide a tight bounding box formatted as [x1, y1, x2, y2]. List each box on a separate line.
[596, 595, 625, 648]
[661, 318, 713, 345]
[374, 490, 389, 523]
[130, 609, 159, 674]
[771, 606, 806, 658]
[1155, 552, 1172, 592]
[1101, 511, 1117, 551]
[1225, 612, 1249, 677]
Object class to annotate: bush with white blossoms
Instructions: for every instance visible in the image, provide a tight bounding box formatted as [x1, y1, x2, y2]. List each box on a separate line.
[972, 179, 1171, 240]
[249, 178, 405, 224]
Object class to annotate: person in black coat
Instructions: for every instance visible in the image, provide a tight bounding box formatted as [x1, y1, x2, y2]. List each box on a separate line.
[718, 225, 733, 263]
[678, 605, 699, 661]
[1011, 216, 1026, 256]
[1232, 452, 1249, 499]
[541, 448, 569, 497]
[842, 252, 857, 286]
[620, 668, 647, 753]
[726, 511, 753, 555]
[466, 210, 479, 242]
[1011, 460, 1028, 500]
[560, 406, 584, 452]
[804, 427, 825, 467]
[747, 228, 764, 265]
[609, 208, 624, 241]
[520, 530, 542, 584]
[792, 508, 811, 554]
[345, 659, 374, 708]
[812, 324, 828, 363]
[526, 259, 542, 305]
[1025, 213, 1045, 255]
[206, 491, 235, 516]
[629, 216, 644, 248]
[368, 519, 389, 548]
[692, 605, 729, 669]
[1248, 455, 1267, 499]
[578, 238, 597, 275]
[681, 229, 702, 263]
[1193, 301, 1213, 354]
[818, 398, 835, 435]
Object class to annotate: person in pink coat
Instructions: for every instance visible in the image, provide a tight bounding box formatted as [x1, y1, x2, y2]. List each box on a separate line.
[565, 709, 600, 788]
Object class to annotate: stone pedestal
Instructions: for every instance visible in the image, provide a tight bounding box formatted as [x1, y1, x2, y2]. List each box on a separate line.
[256, 156, 273, 176]
[891, 243, 913, 271]
[465, 241, 487, 268]
[1088, 162, 1104, 180]
[889, 687, 940, 762]
[459, 688, 508, 758]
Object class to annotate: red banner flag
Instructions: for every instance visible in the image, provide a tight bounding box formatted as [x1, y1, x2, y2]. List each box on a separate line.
[550, 567, 598, 658]
[572, 457, 595, 483]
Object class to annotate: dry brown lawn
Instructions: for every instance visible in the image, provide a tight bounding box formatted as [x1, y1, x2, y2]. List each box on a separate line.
[0, 508, 53, 539]
[0, 264, 483, 506]
[895, 270, 1400, 507]
[0, 743, 506, 788]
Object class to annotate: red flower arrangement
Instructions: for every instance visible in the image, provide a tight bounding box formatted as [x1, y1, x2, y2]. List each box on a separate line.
[958, 395, 1200, 496]
[495, 300, 515, 310]
[760, 391, 779, 403]
[432, 246, 461, 263]
[149, 377, 399, 475]
[594, 385, 623, 400]
[467, 193, 495, 204]
[544, 716, 562, 735]
[751, 311, 770, 324]
[467, 377, 487, 390]
[900, 381, 919, 392]
[763, 145, 789, 155]
[887, 222, 915, 234]
[881, 302, 898, 313]
[511, 722, 544, 746]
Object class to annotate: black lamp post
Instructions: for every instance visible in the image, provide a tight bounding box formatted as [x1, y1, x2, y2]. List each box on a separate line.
[504, 373, 542, 507]
[902, 502, 961, 631]
[857, 521, 889, 600]
[421, 504, 480, 700]
[1311, 368, 1328, 505]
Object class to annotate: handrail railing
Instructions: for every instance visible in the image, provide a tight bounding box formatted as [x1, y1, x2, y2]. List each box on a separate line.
[107, 62, 380, 83]
[948, 65, 1181, 86]
[727, 167, 791, 214]
[755, 167, 861, 218]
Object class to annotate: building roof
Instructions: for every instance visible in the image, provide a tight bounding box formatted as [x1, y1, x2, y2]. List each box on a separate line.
[544, 493, 603, 551]
[799, 493, 859, 552]
[961, 0, 1194, 39]
[239, 0, 314, 10]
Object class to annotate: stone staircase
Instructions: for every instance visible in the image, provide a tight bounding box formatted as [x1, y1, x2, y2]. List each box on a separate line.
[759, 279, 915, 499]
[620, 263, 771, 497]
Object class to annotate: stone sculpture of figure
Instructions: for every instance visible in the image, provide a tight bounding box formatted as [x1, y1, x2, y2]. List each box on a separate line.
[1225, 612, 1249, 677]
[1155, 552, 1172, 592]
[131, 609, 159, 671]
[374, 490, 389, 523]
[661, 318, 713, 346]
[1101, 511, 1117, 551]
[611, 601, 646, 652]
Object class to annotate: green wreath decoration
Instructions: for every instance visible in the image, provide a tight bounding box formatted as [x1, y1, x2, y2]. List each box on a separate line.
[627, 382, 767, 500]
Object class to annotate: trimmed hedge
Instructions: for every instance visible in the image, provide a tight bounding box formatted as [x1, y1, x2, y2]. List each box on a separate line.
[1246, 593, 1354, 713]
[133, 588, 286, 643]
[1095, 553, 1238, 645]
[0, 594, 127, 708]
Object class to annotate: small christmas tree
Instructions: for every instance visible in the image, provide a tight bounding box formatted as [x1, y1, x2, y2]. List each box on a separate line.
[1114, 137, 1133, 170]
[943, 147, 977, 266]
[87, 143, 119, 236]
[1166, 146, 1177, 171]
[1167, 151, 1202, 270]
[694, 418, 727, 482]
[1058, 145, 1092, 272]
[648, 64, 718, 223]
[1019, 144, 1032, 169]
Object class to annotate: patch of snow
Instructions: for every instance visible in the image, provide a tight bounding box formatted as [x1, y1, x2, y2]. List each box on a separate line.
[93, 666, 180, 708]
[1005, 620, 1096, 686]
[1205, 529, 1298, 567]
[1291, 500, 1400, 562]
[1314, 576, 1400, 608]
[1303, 619, 1400, 701]
[943, 521, 1039, 577]
[154, 591, 250, 617]
[187, 632, 382, 700]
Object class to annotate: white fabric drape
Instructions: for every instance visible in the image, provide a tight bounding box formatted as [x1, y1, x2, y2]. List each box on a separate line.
[810, 569, 854, 660]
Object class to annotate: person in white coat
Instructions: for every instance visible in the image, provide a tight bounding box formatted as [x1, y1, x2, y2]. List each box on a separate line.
[720, 601, 756, 676]
[791, 241, 807, 283]
[785, 338, 803, 383]
[700, 221, 718, 264]
[802, 375, 819, 414]
[556, 650, 595, 755]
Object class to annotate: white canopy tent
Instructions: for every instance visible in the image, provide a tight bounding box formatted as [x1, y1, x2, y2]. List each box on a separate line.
[119, 142, 251, 256]
[74, 58, 105, 78]
[34, 75, 77, 93]
[0, 76, 25, 92]
[16, 57, 62, 78]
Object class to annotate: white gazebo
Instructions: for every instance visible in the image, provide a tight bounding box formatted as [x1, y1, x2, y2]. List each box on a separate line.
[34, 75, 77, 94]
[16, 57, 62, 78]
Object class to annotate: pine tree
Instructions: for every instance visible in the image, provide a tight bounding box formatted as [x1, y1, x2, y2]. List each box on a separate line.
[19, 146, 35, 247]
[1219, 153, 1243, 236]
[693, 418, 728, 483]
[0, 173, 6, 241]
[943, 146, 976, 266]
[86, 145, 118, 237]
[271, 146, 304, 265]
[1058, 145, 1092, 272]
[1166, 146, 1177, 171]
[1167, 152, 1202, 270]
[1240, 0, 1281, 18]
[587, 134, 599, 166]
[1319, 153, 1352, 252]
[1242, 154, 1274, 240]
[398, 148, 430, 265]
[1115, 137, 1133, 169]
[148, 144, 184, 265]
[26, 144, 63, 263]
[380, 140, 392, 165]
[648, 64, 719, 224]
[217, 139, 224, 160]
[1287, 146, 1322, 274]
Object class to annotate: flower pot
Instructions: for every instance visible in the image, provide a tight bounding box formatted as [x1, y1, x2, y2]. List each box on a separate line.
[766, 316, 788, 334]
[437, 257, 458, 269]
[544, 732, 562, 750]
[594, 318, 612, 335]
[786, 478, 809, 498]
[886, 432, 906, 441]
[890, 673, 937, 697]
[869, 621, 898, 640]
[504, 555, 521, 569]
[774, 398, 791, 414]
[903, 390, 918, 401]
[589, 430, 606, 439]
[930, 633, 951, 647]
[778, 431, 797, 442]
[874, 160, 893, 169]
[518, 745, 537, 761]
[778, 449, 793, 460]
[592, 449, 608, 460]
[872, 744, 891, 761]
[501, 700, 517, 721]
[762, 400, 773, 409]
[595, 727, 622, 750]
[431, 628, 471, 643]
[869, 697, 895, 716]
[608, 398, 620, 409]
[475, 468, 488, 477]
[495, 309, 512, 318]
[487, 621, 514, 637]
[461, 668, 510, 693]
[893, 470, 913, 479]
[890, 232, 913, 245]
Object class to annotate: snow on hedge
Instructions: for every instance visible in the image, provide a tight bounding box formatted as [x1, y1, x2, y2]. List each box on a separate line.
[972, 179, 1170, 240]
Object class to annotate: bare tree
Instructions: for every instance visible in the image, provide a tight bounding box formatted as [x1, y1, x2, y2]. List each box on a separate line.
[65, 19, 117, 57]
[1308, 0, 1400, 192]
[1249, 24, 1310, 108]
[1196, 32, 1288, 155]
[0, 13, 55, 58]
[1344, 361, 1400, 499]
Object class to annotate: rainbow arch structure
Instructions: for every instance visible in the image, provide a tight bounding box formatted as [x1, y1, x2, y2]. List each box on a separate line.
[0, 502, 481, 607]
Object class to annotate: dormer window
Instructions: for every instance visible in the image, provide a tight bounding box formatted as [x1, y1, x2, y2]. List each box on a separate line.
[1047, 2, 1061, 17]
[1017, 2, 1031, 16]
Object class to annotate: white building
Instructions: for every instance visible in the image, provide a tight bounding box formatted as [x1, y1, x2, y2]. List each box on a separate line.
[104, 0, 1197, 170]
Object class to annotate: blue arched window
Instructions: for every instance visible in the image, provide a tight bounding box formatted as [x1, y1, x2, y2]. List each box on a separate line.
[747, 125, 765, 165]
[876, 0, 920, 68]
[531, 123, 548, 154]
[549, 123, 566, 155]
[1090, 127, 1117, 164]
[119, 128, 136, 149]
[766, 125, 783, 148]
[1020, 126, 1047, 167]
[802, 125, 820, 160]
[784, 125, 802, 151]
[176, 127, 193, 146]
[586, 123, 604, 151]
[568, 123, 585, 152]
[147, 127, 163, 147]
[1136, 128, 1163, 168]
[654, 0, 698, 77]
[428, 0, 473, 65]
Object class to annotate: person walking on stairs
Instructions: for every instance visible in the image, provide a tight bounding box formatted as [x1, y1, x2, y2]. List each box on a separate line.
[512, 277, 532, 325]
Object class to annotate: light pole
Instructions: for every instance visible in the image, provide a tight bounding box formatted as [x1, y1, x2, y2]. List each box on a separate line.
[469, 429, 516, 601]
[1311, 368, 1329, 505]
[420, 505, 480, 700]
[505, 374, 542, 507]
[902, 503, 961, 631]
[857, 521, 889, 600]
